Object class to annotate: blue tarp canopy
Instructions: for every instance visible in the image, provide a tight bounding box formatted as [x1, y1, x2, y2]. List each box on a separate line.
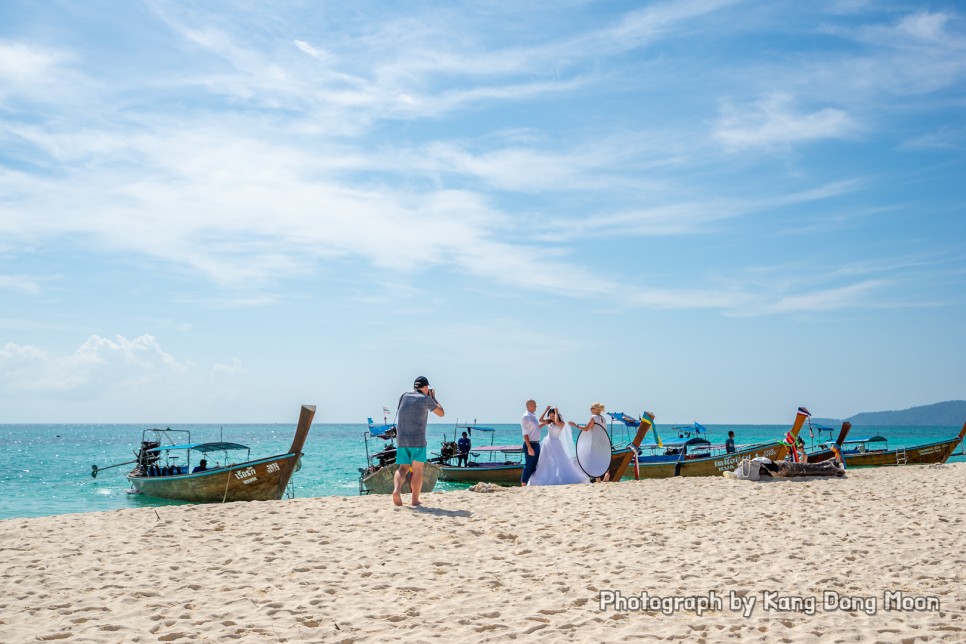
[672, 422, 707, 434]
[607, 412, 640, 427]
[148, 442, 249, 452]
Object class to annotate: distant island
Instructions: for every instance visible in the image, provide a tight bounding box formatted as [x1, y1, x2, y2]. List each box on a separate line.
[814, 400, 966, 427]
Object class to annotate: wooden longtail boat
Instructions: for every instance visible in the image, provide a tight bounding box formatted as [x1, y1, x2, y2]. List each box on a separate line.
[360, 462, 442, 495]
[103, 405, 315, 503]
[358, 429, 442, 495]
[621, 408, 811, 479]
[440, 446, 644, 485]
[832, 421, 966, 468]
[437, 444, 526, 485]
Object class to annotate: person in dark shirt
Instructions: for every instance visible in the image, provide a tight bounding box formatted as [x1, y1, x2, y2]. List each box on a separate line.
[392, 376, 445, 507]
[725, 431, 736, 454]
[192, 458, 208, 473]
[456, 432, 471, 467]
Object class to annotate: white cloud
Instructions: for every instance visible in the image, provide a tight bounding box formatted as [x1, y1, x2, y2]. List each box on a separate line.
[293, 39, 327, 60]
[0, 40, 65, 84]
[0, 275, 41, 295]
[713, 94, 856, 151]
[894, 12, 955, 45]
[757, 279, 890, 315]
[815, 11, 966, 98]
[540, 180, 861, 240]
[0, 2, 956, 322]
[900, 126, 965, 151]
[213, 358, 247, 376]
[0, 334, 192, 393]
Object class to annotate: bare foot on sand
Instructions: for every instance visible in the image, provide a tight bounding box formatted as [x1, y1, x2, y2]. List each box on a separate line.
[411, 500, 422, 507]
[392, 492, 403, 506]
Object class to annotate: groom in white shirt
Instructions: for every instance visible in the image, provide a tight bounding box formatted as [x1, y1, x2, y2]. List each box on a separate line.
[521, 399, 544, 485]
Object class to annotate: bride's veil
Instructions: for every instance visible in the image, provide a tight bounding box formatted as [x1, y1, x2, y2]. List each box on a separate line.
[561, 418, 577, 460]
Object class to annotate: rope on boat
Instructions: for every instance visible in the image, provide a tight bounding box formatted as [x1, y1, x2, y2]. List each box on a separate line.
[221, 467, 232, 504]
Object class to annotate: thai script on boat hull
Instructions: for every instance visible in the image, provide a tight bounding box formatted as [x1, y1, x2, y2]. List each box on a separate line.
[712, 446, 781, 472]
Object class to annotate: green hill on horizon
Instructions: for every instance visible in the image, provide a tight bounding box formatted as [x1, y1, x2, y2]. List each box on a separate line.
[845, 400, 966, 426]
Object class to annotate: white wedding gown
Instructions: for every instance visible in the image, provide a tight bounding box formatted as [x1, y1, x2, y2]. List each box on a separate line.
[527, 423, 590, 486]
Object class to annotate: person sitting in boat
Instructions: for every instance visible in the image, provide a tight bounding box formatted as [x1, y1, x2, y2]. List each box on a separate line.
[192, 459, 208, 473]
[457, 432, 471, 467]
[725, 431, 736, 454]
[796, 436, 808, 463]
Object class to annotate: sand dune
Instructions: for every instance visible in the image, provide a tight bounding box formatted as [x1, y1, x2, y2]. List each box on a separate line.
[1, 463, 964, 642]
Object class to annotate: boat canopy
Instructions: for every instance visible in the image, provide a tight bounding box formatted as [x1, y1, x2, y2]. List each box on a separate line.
[607, 412, 640, 427]
[147, 442, 250, 452]
[811, 423, 834, 431]
[367, 418, 395, 436]
[838, 436, 887, 445]
[458, 424, 495, 432]
[672, 422, 708, 434]
[657, 437, 712, 448]
[473, 445, 522, 453]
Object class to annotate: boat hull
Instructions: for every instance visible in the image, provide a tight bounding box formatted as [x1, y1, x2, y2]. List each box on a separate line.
[622, 442, 791, 479]
[439, 463, 523, 485]
[804, 449, 836, 463]
[441, 448, 635, 485]
[362, 462, 442, 495]
[840, 438, 963, 468]
[129, 454, 300, 503]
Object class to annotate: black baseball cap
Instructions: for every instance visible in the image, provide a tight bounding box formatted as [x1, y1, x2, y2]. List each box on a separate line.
[413, 376, 431, 389]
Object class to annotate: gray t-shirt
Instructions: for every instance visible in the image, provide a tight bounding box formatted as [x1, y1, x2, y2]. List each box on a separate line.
[396, 391, 439, 447]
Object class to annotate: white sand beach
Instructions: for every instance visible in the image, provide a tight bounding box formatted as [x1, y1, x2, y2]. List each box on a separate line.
[1, 463, 964, 642]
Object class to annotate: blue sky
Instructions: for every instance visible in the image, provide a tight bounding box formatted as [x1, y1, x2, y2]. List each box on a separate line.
[1, 0, 964, 423]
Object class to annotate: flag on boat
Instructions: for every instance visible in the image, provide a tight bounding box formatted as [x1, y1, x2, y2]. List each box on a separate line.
[798, 406, 811, 417]
[649, 420, 663, 447]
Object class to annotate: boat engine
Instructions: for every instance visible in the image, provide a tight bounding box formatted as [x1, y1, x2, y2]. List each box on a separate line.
[438, 441, 458, 462]
[374, 446, 397, 468]
[136, 441, 161, 468]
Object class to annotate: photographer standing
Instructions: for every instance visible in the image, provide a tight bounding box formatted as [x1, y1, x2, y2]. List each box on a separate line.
[392, 376, 445, 507]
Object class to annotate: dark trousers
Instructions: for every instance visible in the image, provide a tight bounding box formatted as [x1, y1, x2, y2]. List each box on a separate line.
[521, 442, 541, 484]
[457, 453, 468, 467]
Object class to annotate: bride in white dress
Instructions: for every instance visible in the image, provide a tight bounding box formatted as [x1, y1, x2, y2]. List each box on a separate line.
[528, 408, 590, 486]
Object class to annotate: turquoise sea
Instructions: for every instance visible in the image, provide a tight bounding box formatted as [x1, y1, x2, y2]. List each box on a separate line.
[1, 421, 964, 521]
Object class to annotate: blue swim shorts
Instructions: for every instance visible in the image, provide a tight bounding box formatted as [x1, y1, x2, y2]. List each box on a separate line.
[396, 446, 427, 465]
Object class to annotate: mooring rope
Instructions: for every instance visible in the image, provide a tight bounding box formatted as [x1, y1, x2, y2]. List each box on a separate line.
[222, 468, 232, 504]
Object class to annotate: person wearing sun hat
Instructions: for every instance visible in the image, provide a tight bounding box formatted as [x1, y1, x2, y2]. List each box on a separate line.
[392, 376, 445, 507]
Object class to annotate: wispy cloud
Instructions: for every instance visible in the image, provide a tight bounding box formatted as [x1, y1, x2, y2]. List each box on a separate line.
[901, 126, 966, 150]
[756, 279, 890, 315]
[0, 1, 961, 322]
[0, 275, 41, 295]
[0, 40, 70, 104]
[713, 94, 856, 151]
[212, 358, 247, 376]
[539, 180, 862, 240]
[0, 334, 191, 393]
